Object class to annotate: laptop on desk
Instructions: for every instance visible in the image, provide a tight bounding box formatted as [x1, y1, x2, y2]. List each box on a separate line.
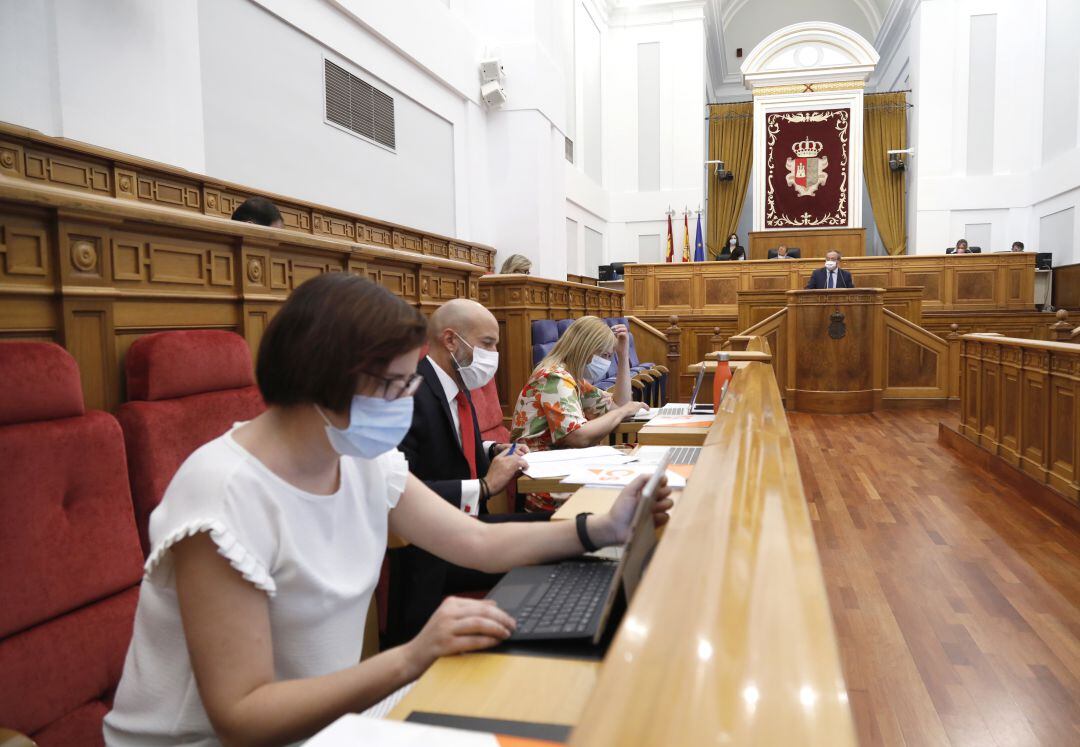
[632, 365, 713, 421]
[486, 452, 668, 644]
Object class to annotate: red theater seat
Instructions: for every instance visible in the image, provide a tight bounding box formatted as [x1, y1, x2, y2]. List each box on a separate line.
[0, 342, 143, 747]
[117, 330, 265, 555]
[473, 378, 509, 443]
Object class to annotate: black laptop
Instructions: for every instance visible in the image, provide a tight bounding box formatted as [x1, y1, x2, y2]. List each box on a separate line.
[485, 452, 669, 644]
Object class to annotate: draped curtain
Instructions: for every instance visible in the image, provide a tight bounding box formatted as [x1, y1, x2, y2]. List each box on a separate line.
[863, 91, 908, 255]
[706, 102, 754, 258]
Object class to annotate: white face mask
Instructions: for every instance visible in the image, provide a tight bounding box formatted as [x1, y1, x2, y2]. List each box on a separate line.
[316, 396, 414, 459]
[451, 332, 499, 390]
[824, 260, 838, 271]
[729, 237, 737, 246]
[585, 354, 612, 383]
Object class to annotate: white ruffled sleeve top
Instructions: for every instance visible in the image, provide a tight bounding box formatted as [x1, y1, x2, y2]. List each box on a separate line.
[103, 426, 408, 747]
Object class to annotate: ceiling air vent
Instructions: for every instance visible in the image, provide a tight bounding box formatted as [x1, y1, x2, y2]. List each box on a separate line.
[324, 58, 396, 150]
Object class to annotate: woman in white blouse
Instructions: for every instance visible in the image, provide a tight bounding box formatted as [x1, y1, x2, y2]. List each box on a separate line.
[103, 273, 671, 747]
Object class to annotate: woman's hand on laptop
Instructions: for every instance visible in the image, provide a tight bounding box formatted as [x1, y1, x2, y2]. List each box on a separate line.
[404, 597, 517, 676]
[593, 474, 674, 546]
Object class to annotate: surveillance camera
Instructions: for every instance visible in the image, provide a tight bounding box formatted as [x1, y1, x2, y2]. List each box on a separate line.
[713, 161, 734, 180]
[888, 154, 906, 172]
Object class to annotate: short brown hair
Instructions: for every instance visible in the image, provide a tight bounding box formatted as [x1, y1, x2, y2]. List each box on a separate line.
[256, 273, 427, 410]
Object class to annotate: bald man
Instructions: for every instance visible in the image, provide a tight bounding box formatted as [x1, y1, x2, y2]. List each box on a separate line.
[391, 299, 543, 644]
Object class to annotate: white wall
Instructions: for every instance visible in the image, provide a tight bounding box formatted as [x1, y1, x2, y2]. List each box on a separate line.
[0, 0, 206, 172]
[879, 0, 1080, 264]
[199, 0, 456, 235]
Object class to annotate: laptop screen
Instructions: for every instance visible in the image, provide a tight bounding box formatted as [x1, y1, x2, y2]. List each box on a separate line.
[590, 472, 662, 644]
[687, 365, 706, 409]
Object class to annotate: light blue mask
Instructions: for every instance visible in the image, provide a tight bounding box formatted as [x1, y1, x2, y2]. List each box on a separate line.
[317, 395, 414, 459]
[584, 355, 612, 383]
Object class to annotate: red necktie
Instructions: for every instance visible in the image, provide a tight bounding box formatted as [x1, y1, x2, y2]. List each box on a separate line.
[455, 391, 478, 479]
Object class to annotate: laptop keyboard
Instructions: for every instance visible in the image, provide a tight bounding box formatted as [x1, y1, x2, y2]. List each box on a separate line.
[658, 404, 689, 416]
[515, 562, 616, 636]
[669, 446, 701, 465]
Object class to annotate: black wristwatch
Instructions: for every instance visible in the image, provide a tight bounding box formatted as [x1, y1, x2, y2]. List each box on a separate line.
[576, 512, 599, 553]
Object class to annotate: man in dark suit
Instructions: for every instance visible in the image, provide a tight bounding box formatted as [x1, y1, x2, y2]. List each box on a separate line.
[805, 251, 854, 289]
[391, 299, 538, 644]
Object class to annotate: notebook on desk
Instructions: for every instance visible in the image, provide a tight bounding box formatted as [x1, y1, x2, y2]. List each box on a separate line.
[632, 366, 712, 421]
[486, 452, 668, 645]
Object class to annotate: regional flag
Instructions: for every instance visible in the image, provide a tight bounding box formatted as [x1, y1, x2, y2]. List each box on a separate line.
[665, 213, 674, 262]
[682, 213, 691, 262]
[693, 213, 705, 262]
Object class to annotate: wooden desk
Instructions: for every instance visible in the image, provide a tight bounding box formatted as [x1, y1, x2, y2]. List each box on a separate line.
[636, 420, 713, 446]
[748, 227, 866, 260]
[569, 354, 854, 746]
[388, 653, 599, 725]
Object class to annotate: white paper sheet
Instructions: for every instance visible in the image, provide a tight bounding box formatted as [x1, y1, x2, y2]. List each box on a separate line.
[307, 715, 496, 747]
[521, 445, 623, 465]
[523, 455, 635, 478]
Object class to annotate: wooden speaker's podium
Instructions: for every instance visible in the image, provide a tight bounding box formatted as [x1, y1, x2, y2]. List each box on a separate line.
[785, 288, 885, 413]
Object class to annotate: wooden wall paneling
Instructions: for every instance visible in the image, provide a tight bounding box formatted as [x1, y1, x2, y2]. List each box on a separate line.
[1048, 354, 1078, 496]
[59, 297, 117, 411]
[1019, 360, 1049, 481]
[998, 345, 1022, 464]
[881, 311, 948, 400]
[1052, 263, 1080, 309]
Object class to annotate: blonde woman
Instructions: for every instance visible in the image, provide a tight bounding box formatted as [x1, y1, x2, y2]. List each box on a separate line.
[499, 253, 532, 275]
[510, 317, 645, 509]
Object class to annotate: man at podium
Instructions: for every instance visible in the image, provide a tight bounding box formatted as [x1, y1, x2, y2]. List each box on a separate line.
[806, 250, 854, 289]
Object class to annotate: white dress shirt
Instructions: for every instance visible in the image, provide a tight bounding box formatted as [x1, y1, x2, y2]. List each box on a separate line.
[428, 356, 494, 516]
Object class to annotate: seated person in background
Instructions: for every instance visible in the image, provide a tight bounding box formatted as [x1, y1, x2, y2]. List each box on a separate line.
[1011, 241, 1025, 252]
[395, 299, 545, 643]
[499, 253, 532, 274]
[806, 251, 854, 289]
[103, 273, 671, 747]
[510, 316, 646, 511]
[723, 232, 747, 260]
[950, 238, 971, 254]
[773, 244, 793, 259]
[230, 196, 284, 228]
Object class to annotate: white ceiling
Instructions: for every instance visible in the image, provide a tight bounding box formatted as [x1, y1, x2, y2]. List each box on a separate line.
[706, 0, 896, 96]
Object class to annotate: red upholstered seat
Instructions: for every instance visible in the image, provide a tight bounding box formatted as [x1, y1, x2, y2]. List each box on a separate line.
[117, 330, 265, 555]
[472, 378, 509, 443]
[0, 342, 143, 747]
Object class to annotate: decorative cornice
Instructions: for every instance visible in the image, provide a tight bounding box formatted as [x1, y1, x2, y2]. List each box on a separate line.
[753, 80, 866, 97]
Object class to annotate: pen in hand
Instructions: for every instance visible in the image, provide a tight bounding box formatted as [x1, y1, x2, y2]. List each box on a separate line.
[507, 443, 518, 456]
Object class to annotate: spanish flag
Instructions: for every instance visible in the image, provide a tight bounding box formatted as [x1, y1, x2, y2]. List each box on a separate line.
[665, 213, 674, 262]
[682, 213, 691, 262]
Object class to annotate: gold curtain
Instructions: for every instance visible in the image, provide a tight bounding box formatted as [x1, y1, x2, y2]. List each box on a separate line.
[863, 91, 908, 255]
[706, 102, 754, 258]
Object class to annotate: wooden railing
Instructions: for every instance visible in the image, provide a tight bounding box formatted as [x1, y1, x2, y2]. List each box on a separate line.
[0, 176, 484, 411]
[0, 121, 495, 272]
[958, 334, 1080, 505]
[570, 347, 855, 745]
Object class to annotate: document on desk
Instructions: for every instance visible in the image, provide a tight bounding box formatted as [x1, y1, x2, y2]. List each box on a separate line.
[559, 464, 687, 488]
[645, 414, 714, 428]
[307, 714, 565, 746]
[521, 445, 623, 464]
[523, 455, 634, 478]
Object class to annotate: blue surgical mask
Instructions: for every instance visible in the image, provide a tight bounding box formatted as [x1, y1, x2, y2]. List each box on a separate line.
[585, 355, 612, 383]
[316, 395, 413, 459]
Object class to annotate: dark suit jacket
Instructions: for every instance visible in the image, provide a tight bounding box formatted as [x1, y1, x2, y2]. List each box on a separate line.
[719, 245, 746, 261]
[399, 357, 490, 512]
[805, 267, 854, 289]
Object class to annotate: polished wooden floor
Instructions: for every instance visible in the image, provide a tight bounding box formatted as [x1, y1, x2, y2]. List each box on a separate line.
[789, 407, 1080, 747]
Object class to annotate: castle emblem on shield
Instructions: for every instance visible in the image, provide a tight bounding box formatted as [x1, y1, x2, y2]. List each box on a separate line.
[785, 138, 828, 197]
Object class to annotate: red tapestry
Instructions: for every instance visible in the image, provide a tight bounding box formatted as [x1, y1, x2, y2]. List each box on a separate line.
[764, 108, 850, 228]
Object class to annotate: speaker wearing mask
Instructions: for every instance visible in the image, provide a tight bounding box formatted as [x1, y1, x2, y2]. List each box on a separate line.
[394, 299, 548, 644]
[805, 250, 854, 290]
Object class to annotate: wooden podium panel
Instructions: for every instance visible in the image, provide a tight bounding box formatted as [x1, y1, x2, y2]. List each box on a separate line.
[748, 227, 866, 260]
[786, 289, 885, 413]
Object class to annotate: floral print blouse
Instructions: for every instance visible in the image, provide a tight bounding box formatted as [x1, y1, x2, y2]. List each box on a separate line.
[510, 364, 614, 452]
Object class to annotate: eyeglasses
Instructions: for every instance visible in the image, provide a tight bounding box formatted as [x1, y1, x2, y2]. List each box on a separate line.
[358, 371, 423, 401]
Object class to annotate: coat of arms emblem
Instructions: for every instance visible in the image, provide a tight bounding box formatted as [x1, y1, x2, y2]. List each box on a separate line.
[785, 138, 828, 197]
